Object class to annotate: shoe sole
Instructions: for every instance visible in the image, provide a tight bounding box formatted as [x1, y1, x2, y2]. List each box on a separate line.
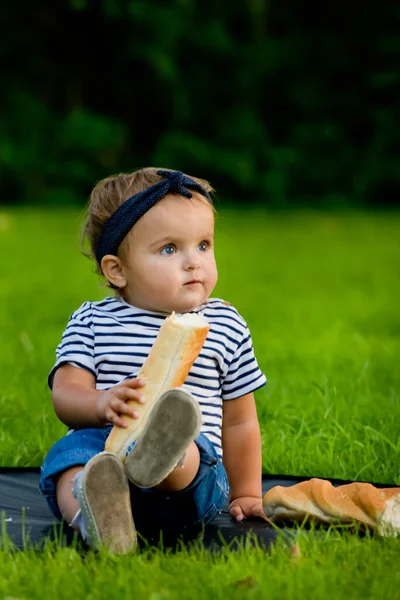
[124, 388, 202, 488]
[108, 383, 197, 462]
[77, 452, 137, 554]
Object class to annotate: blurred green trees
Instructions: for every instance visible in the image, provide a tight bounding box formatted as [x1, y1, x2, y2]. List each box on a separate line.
[1, 0, 399, 206]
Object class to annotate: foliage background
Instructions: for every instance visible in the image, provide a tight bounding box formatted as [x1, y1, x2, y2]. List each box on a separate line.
[1, 0, 399, 207]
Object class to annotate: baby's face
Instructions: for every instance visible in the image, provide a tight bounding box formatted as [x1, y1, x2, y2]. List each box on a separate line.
[120, 193, 218, 313]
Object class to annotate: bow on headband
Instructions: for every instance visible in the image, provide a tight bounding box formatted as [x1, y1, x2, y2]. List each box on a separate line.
[95, 170, 212, 264]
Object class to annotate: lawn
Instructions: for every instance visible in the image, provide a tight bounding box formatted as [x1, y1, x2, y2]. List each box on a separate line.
[0, 207, 399, 598]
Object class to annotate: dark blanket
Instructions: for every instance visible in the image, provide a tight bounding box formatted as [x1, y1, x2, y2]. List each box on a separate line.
[0, 468, 393, 552]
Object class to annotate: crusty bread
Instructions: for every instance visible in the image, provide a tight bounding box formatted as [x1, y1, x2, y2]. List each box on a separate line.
[105, 311, 209, 460]
[263, 478, 400, 536]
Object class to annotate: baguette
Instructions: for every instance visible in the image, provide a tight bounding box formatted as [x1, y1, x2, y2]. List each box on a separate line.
[105, 311, 209, 460]
[263, 478, 400, 536]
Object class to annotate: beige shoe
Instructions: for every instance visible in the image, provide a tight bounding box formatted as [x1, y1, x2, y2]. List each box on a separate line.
[73, 452, 137, 554]
[124, 388, 202, 488]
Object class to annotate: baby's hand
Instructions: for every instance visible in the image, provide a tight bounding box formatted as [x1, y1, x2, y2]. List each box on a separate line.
[96, 378, 146, 428]
[229, 496, 269, 523]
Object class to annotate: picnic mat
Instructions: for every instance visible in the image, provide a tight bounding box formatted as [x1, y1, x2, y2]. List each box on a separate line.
[0, 468, 394, 552]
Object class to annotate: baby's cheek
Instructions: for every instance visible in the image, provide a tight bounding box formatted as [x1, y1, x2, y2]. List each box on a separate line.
[207, 259, 218, 285]
[150, 266, 175, 289]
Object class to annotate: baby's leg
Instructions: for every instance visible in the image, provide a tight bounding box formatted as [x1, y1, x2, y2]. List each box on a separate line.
[56, 466, 84, 528]
[124, 388, 202, 490]
[56, 455, 137, 554]
[40, 428, 135, 553]
[156, 440, 200, 492]
[127, 433, 229, 533]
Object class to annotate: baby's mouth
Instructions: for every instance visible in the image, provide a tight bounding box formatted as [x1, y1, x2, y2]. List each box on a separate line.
[184, 280, 202, 285]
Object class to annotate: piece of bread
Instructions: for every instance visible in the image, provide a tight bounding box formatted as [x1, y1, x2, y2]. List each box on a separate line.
[105, 311, 209, 460]
[263, 478, 400, 536]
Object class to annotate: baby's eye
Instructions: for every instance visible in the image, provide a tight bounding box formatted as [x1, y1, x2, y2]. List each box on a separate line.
[160, 244, 176, 255]
[198, 241, 209, 252]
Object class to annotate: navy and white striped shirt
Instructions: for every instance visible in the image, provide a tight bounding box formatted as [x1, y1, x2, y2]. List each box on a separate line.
[49, 296, 266, 458]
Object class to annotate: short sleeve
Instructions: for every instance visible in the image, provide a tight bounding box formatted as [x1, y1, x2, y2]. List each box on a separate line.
[221, 326, 266, 400]
[48, 310, 96, 389]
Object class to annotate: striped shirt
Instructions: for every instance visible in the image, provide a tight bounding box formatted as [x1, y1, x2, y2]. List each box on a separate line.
[49, 296, 266, 458]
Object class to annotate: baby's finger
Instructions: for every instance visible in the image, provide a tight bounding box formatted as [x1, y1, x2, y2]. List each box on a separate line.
[124, 377, 146, 388]
[230, 505, 244, 522]
[111, 399, 139, 419]
[105, 408, 128, 428]
[117, 387, 145, 404]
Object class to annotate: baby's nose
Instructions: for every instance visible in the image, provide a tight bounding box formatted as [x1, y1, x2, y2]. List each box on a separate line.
[186, 261, 200, 271]
[183, 252, 200, 270]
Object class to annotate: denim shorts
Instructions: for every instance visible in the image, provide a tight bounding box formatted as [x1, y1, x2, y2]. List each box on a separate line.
[39, 427, 229, 532]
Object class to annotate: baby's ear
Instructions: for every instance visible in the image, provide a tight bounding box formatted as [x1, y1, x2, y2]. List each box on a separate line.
[100, 254, 127, 289]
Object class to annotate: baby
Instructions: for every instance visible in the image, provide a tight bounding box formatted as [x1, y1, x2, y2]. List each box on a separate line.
[39, 168, 267, 553]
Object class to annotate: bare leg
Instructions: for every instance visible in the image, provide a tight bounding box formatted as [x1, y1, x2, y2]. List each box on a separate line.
[156, 441, 200, 492]
[56, 465, 85, 528]
[56, 457, 137, 554]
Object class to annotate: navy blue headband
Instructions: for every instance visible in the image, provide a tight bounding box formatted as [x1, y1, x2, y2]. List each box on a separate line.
[96, 169, 212, 264]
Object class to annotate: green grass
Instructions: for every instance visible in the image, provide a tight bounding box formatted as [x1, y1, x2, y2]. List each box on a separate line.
[0, 207, 399, 598]
[0, 531, 399, 600]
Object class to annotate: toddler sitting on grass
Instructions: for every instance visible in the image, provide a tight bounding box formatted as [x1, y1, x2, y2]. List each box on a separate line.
[39, 167, 267, 553]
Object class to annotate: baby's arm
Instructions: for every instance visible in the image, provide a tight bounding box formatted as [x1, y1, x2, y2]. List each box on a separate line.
[222, 392, 266, 522]
[52, 364, 145, 429]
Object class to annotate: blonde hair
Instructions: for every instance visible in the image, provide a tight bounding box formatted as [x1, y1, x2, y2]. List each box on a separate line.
[81, 167, 216, 292]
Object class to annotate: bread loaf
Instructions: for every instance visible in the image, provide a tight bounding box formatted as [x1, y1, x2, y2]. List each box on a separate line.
[263, 478, 400, 536]
[105, 311, 209, 459]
